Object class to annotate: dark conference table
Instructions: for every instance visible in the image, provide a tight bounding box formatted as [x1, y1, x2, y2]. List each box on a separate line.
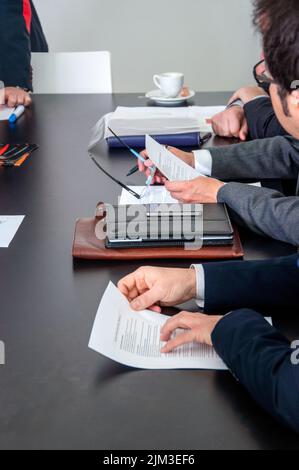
[0, 93, 298, 450]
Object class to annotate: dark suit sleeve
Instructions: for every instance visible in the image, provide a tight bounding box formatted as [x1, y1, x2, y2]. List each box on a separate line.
[212, 309, 299, 433]
[217, 184, 299, 246]
[0, 0, 31, 90]
[30, 1, 48, 53]
[202, 255, 299, 313]
[244, 97, 288, 140]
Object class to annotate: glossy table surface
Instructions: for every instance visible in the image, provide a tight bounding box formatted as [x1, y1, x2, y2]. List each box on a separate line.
[0, 93, 297, 450]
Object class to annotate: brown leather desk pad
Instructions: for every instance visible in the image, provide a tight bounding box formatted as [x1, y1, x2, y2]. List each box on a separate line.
[72, 216, 244, 261]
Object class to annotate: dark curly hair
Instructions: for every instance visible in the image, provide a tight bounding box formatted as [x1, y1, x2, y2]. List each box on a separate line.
[253, 0, 299, 114]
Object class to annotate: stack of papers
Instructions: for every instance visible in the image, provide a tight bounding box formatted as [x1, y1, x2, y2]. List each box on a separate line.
[88, 105, 225, 149]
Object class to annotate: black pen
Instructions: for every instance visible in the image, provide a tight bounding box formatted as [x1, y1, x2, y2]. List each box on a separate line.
[200, 132, 213, 146]
[126, 164, 139, 177]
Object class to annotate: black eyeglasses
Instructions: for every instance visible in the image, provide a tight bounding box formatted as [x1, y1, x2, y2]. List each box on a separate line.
[253, 59, 276, 93]
[89, 153, 142, 199]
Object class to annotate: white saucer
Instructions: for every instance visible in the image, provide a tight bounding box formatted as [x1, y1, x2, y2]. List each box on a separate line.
[145, 89, 195, 105]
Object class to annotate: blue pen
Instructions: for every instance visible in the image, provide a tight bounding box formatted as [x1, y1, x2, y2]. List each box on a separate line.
[107, 127, 157, 191]
[9, 105, 25, 124]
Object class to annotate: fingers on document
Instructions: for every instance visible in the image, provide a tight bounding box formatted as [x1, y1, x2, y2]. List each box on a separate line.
[161, 331, 194, 353]
[130, 287, 162, 312]
[117, 275, 140, 301]
[160, 312, 198, 353]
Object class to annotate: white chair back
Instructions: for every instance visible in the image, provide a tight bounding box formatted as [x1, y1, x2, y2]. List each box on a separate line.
[31, 51, 112, 93]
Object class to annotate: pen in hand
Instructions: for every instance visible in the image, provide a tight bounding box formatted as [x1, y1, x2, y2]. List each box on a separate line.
[126, 164, 139, 177]
[126, 132, 213, 177]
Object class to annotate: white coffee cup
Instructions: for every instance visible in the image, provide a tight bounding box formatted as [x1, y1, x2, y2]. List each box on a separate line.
[153, 72, 184, 98]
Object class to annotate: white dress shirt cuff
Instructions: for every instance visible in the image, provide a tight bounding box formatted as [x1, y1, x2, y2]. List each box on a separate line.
[192, 149, 212, 176]
[190, 264, 205, 308]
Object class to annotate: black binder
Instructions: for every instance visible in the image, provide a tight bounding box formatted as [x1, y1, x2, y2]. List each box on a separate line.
[105, 203, 234, 249]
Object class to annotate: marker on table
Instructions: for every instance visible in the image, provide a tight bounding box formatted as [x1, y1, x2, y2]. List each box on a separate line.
[9, 105, 25, 124]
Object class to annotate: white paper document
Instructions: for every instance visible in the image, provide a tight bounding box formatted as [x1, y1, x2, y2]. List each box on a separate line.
[0, 216, 25, 247]
[89, 282, 228, 370]
[119, 186, 177, 205]
[146, 135, 201, 181]
[0, 105, 14, 121]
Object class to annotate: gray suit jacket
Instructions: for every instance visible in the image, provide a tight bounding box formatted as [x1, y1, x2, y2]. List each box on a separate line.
[208, 136, 299, 246]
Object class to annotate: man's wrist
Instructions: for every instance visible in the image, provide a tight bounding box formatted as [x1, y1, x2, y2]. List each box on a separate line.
[188, 268, 197, 299]
[209, 316, 223, 344]
[214, 180, 225, 201]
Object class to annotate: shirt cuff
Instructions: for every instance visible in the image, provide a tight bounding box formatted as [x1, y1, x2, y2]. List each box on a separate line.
[192, 149, 212, 176]
[190, 264, 205, 308]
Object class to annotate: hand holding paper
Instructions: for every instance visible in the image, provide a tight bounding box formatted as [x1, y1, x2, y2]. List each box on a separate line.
[118, 266, 197, 312]
[138, 144, 196, 185]
[89, 282, 228, 370]
[145, 135, 201, 182]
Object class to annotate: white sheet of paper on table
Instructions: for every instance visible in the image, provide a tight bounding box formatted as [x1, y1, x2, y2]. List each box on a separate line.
[0, 105, 14, 121]
[89, 282, 272, 370]
[0, 216, 25, 247]
[119, 186, 177, 205]
[89, 282, 228, 370]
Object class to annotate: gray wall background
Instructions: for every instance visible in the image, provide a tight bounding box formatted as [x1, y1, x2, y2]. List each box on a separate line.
[34, 0, 261, 93]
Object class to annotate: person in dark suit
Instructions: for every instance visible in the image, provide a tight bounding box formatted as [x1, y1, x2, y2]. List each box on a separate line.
[118, 255, 299, 433]
[212, 80, 288, 141]
[211, 58, 288, 140]
[0, 0, 48, 107]
[138, 0, 299, 247]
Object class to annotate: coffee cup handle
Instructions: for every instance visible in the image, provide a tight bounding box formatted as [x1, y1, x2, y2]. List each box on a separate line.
[153, 75, 161, 90]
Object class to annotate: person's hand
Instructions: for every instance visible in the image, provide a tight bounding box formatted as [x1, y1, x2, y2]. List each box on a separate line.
[3, 87, 32, 108]
[211, 106, 248, 141]
[228, 86, 268, 105]
[160, 312, 223, 352]
[138, 147, 195, 185]
[165, 176, 224, 203]
[118, 266, 197, 312]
